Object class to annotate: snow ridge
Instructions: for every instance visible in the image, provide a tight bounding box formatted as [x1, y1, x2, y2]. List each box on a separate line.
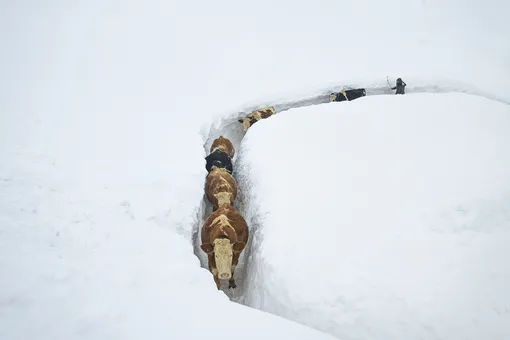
[194, 78, 510, 305]
[194, 83, 509, 336]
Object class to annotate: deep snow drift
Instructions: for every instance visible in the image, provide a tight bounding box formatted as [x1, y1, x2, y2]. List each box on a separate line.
[235, 93, 510, 340]
[2, 0, 510, 339]
[0, 103, 337, 340]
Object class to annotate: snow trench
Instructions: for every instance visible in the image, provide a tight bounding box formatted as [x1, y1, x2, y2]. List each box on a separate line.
[190, 78, 510, 311]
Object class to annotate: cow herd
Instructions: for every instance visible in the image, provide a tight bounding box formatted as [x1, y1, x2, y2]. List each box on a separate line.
[200, 88, 369, 289]
[238, 105, 277, 132]
[201, 136, 248, 290]
[237, 88, 367, 132]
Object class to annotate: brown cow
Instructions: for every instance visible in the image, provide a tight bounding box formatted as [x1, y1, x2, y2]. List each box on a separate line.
[238, 106, 276, 132]
[201, 205, 249, 289]
[205, 165, 238, 211]
[210, 135, 235, 158]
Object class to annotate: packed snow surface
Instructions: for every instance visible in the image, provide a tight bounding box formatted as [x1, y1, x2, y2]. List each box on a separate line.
[1, 0, 510, 339]
[236, 93, 510, 340]
[0, 98, 337, 340]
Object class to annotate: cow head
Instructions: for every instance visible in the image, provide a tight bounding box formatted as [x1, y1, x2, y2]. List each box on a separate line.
[201, 238, 246, 280]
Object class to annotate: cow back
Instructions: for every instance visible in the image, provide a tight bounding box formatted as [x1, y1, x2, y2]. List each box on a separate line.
[202, 205, 249, 247]
[242, 106, 276, 131]
[258, 106, 276, 119]
[205, 168, 238, 207]
[210, 136, 235, 158]
[223, 206, 249, 246]
[346, 88, 366, 100]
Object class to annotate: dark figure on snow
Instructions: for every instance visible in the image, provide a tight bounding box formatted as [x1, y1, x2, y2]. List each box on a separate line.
[205, 149, 233, 174]
[391, 78, 406, 94]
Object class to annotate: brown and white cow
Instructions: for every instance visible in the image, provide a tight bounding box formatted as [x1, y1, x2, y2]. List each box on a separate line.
[205, 165, 238, 211]
[201, 205, 249, 289]
[210, 135, 235, 158]
[237, 106, 276, 132]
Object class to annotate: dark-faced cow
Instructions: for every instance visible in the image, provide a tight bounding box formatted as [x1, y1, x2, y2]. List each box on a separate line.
[205, 165, 238, 211]
[201, 205, 249, 289]
[329, 88, 366, 102]
[205, 136, 235, 174]
[237, 106, 276, 132]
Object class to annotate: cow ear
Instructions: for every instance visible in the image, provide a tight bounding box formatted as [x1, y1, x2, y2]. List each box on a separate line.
[232, 241, 246, 252]
[201, 243, 214, 254]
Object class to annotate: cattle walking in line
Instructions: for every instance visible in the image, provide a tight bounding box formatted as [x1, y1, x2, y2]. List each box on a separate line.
[201, 205, 249, 289]
[205, 165, 238, 211]
[238, 106, 276, 132]
[205, 136, 235, 174]
[329, 88, 366, 102]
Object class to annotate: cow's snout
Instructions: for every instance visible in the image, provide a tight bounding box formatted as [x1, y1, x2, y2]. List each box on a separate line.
[219, 272, 231, 279]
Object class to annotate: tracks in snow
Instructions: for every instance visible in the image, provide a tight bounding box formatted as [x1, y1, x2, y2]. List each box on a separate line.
[191, 78, 510, 302]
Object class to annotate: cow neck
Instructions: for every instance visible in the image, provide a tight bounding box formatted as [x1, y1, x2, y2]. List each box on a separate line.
[211, 148, 229, 158]
[210, 168, 229, 177]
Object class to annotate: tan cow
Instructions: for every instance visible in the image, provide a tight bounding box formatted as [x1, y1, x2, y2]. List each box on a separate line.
[237, 106, 276, 132]
[210, 135, 235, 158]
[205, 165, 238, 211]
[201, 205, 249, 289]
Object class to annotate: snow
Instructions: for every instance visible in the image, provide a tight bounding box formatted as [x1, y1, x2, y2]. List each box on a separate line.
[236, 92, 510, 340]
[1, 0, 510, 339]
[0, 81, 338, 340]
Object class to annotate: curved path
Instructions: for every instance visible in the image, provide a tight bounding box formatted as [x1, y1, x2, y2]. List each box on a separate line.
[191, 77, 510, 301]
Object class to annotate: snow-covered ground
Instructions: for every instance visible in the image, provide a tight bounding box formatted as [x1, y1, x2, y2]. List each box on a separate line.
[0, 76, 337, 340]
[236, 92, 510, 340]
[1, 0, 510, 339]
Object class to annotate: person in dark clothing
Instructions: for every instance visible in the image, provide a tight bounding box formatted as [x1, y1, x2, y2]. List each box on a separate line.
[205, 149, 233, 174]
[391, 78, 407, 94]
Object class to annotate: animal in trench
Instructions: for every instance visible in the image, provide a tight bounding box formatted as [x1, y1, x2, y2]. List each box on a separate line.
[205, 136, 235, 174]
[201, 205, 249, 289]
[210, 135, 235, 158]
[329, 88, 366, 102]
[205, 165, 238, 211]
[238, 106, 276, 132]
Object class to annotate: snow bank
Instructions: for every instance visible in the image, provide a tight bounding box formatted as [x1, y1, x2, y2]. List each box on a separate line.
[0, 102, 338, 340]
[2, 0, 509, 338]
[236, 93, 510, 340]
[3, 0, 510, 123]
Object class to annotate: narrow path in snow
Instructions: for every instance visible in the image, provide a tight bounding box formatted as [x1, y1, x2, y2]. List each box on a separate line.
[191, 78, 510, 301]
